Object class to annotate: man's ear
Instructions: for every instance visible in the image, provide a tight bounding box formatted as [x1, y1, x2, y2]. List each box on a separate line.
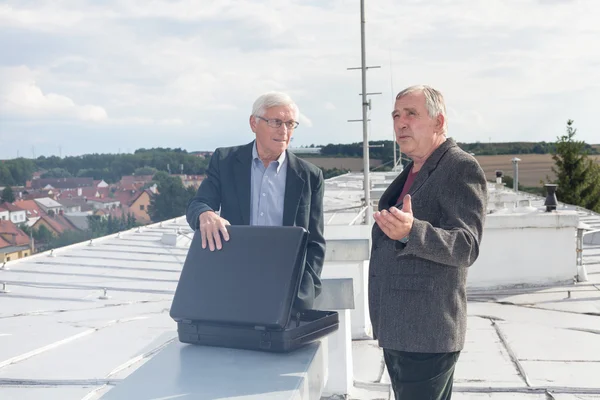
[249, 115, 257, 133]
[436, 114, 445, 133]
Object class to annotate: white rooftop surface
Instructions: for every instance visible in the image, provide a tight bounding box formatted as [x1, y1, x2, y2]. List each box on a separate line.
[0, 170, 599, 399]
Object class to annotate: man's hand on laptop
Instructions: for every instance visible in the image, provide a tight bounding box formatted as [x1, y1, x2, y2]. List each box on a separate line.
[199, 211, 231, 251]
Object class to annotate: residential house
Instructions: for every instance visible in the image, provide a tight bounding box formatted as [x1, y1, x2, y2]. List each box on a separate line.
[31, 177, 94, 190]
[87, 198, 120, 210]
[0, 205, 8, 221]
[119, 175, 154, 190]
[57, 187, 110, 200]
[94, 180, 109, 188]
[0, 236, 31, 263]
[0, 220, 32, 262]
[0, 202, 27, 225]
[55, 198, 83, 214]
[31, 214, 80, 237]
[34, 197, 65, 216]
[13, 199, 45, 227]
[190, 151, 213, 158]
[128, 189, 153, 224]
[172, 174, 204, 189]
[62, 214, 90, 231]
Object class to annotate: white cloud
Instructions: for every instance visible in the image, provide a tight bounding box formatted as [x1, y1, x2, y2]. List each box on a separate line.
[0, 67, 109, 122]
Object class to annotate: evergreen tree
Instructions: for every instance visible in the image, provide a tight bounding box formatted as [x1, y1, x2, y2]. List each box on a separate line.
[550, 120, 600, 212]
[1, 186, 15, 203]
[148, 172, 192, 222]
[127, 212, 137, 228]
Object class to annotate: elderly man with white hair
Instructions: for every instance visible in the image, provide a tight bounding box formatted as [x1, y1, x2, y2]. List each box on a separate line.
[186, 91, 325, 310]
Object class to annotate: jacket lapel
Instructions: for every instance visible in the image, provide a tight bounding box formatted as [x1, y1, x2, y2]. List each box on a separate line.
[390, 138, 458, 209]
[378, 164, 412, 211]
[283, 152, 305, 226]
[234, 142, 253, 225]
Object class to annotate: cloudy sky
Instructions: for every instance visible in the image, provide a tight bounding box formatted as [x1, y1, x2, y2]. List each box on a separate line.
[1, 0, 599, 159]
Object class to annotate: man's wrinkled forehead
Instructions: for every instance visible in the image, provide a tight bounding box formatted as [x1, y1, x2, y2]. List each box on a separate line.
[393, 92, 424, 111]
[263, 105, 297, 120]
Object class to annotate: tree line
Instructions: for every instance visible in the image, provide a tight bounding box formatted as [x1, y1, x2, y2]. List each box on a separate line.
[0, 148, 209, 186]
[314, 140, 599, 164]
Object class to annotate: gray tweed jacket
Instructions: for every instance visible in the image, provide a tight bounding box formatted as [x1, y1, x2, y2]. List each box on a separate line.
[368, 138, 488, 353]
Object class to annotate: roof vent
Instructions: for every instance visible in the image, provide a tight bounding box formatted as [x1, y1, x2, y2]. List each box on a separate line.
[544, 184, 558, 212]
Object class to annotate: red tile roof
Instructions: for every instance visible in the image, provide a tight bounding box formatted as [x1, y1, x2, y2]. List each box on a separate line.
[57, 187, 110, 199]
[87, 197, 120, 204]
[34, 214, 78, 235]
[0, 236, 11, 248]
[0, 220, 30, 246]
[0, 202, 25, 213]
[14, 199, 45, 217]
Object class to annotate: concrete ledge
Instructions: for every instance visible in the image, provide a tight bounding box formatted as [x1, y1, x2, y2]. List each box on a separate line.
[313, 278, 354, 310]
[322, 262, 371, 340]
[470, 211, 580, 288]
[313, 278, 354, 398]
[324, 225, 371, 262]
[324, 224, 372, 240]
[100, 339, 327, 400]
[324, 239, 370, 262]
[485, 211, 579, 229]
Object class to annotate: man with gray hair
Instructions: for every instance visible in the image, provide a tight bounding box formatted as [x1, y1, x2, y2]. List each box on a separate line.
[186, 91, 325, 310]
[368, 85, 488, 399]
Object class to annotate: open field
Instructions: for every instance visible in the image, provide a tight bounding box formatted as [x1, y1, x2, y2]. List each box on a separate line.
[301, 154, 600, 189]
[474, 153, 600, 187]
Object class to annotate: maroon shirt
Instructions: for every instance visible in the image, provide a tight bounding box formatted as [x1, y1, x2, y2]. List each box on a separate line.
[396, 167, 418, 205]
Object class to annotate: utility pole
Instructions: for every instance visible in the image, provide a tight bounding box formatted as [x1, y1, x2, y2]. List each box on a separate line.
[347, 0, 380, 224]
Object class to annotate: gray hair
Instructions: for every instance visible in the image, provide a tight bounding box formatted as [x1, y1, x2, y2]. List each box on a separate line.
[251, 91, 299, 119]
[396, 85, 447, 133]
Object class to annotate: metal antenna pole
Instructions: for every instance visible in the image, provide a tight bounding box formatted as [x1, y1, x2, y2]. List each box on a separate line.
[360, 0, 370, 224]
[347, 0, 380, 223]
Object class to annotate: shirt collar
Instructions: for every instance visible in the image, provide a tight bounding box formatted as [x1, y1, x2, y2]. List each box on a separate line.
[252, 140, 287, 173]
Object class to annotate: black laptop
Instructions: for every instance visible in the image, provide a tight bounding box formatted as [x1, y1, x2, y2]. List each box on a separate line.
[169, 225, 338, 352]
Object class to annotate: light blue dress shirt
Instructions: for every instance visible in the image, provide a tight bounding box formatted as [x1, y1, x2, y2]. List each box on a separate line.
[250, 141, 288, 226]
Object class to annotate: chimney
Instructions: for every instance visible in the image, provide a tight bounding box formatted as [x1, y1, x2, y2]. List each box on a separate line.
[511, 157, 521, 193]
[544, 184, 558, 212]
[494, 170, 504, 191]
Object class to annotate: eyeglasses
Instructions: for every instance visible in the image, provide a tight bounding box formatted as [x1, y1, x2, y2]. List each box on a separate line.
[255, 116, 299, 130]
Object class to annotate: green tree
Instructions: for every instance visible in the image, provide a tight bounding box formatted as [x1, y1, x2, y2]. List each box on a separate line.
[148, 172, 192, 222]
[549, 120, 600, 212]
[33, 225, 54, 243]
[0, 164, 14, 186]
[87, 215, 108, 237]
[134, 166, 158, 176]
[127, 212, 137, 228]
[41, 168, 73, 179]
[1, 186, 15, 203]
[50, 230, 87, 248]
[19, 223, 32, 237]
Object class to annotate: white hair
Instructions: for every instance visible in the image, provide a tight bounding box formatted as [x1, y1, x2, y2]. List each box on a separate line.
[251, 91, 299, 119]
[396, 85, 447, 133]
